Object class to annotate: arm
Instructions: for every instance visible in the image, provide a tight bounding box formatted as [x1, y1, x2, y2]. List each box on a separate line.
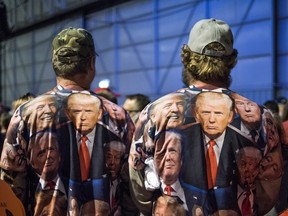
[254, 108, 283, 214]
[0, 110, 28, 205]
[128, 107, 156, 215]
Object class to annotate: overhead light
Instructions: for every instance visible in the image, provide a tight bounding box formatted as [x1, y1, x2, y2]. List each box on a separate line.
[98, 79, 110, 88]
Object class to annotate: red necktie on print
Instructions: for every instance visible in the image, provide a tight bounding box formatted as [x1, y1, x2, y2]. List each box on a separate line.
[206, 140, 217, 189]
[79, 135, 90, 181]
[242, 191, 252, 216]
[164, 185, 175, 196]
[112, 195, 117, 208]
[44, 180, 56, 190]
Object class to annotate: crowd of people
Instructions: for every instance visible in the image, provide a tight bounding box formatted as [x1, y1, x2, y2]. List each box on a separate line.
[0, 18, 287, 216]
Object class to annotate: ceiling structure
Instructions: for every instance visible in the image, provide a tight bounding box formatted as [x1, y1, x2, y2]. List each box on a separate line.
[0, 0, 287, 106]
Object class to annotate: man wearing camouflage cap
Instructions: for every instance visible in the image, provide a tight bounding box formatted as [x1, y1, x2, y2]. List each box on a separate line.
[0, 27, 136, 215]
[51, 27, 96, 91]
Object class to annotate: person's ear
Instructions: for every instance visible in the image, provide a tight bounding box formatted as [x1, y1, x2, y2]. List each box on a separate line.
[194, 110, 200, 122]
[97, 108, 103, 121]
[90, 56, 96, 70]
[65, 108, 72, 121]
[228, 111, 235, 123]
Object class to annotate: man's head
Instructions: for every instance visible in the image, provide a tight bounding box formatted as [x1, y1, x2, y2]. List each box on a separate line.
[52, 27, 96, 89]
[123, 93, 151, 123]
[194, 91, 234, 140]
[181, 18, 238, 88]
[104, 140, 125, 180]
[65, 93, 102, 135]
[232, 93, 262, 130]
[236, 146, 262, 188]
[28, 130, 60, 181]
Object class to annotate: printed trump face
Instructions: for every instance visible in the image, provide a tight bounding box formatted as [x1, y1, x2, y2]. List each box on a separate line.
[194, 92, 234, 140]
[104, 141, 125, 180]
[232, 93, 261, 130]
[29, 131, 60, 181]
[150, 93, 186, 130]
[23, 95, 58, 133]
[236, 146, 262, 187]
[157, 131, 183, 186]
[66, 93, 102, 135]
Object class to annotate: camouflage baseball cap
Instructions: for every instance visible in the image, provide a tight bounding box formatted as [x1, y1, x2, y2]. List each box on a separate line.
[52, 27, 96, 64]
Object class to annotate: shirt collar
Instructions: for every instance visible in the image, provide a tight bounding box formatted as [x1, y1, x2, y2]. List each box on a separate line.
[204, 131, 226, 146]
[76, 127, 96, 143]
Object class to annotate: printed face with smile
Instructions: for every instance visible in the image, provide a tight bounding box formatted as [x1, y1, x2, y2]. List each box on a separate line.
[24, 95, 58, 132]
[150, 93, 185, 130]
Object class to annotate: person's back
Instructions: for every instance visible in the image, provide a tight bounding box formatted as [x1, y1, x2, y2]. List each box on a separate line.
[128, 18, 282, 216]
[0, 27, 136, 215]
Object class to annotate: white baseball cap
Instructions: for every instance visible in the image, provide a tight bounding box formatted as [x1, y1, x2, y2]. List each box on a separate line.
[187, 18, 234, 57]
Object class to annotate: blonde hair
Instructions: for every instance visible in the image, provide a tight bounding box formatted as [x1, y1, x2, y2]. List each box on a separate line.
[153, 195, 186, 216]
[12, 92, 36, 112]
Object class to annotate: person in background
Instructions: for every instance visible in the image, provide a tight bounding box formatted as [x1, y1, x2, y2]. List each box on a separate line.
[94, 87, 120, 104]
[0, 111, 12, 152]
[11, 92, 36, 113]
[122, 93, 151, 123]
[128, 18, 282, 216]
[0, 27, 135, 215]
[264, 100, 284, 140]
[264, 100, 280, 117]
[277, 97, 288, 122]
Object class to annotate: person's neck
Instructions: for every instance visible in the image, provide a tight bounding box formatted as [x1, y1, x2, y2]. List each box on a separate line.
[190, 80, 227, 90]
[56, 77, 88, 91]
